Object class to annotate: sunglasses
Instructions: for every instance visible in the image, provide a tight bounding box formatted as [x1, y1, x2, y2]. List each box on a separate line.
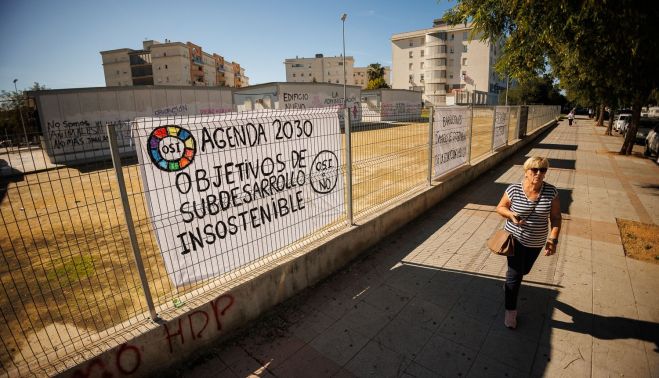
[529, 167, 548, 173]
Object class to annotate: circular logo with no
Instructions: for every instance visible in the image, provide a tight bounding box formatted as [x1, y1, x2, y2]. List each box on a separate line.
[147, 125, 196, 172]
[310, 150, 339, 194]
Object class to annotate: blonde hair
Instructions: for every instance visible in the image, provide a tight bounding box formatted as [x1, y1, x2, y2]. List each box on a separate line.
[523, 156, 549, 170]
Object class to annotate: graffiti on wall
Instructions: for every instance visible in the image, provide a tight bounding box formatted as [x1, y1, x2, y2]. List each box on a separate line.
[69, 294, 235, 377]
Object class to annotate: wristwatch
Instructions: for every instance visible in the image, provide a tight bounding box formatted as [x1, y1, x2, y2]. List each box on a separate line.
[548, 238, 558, 245]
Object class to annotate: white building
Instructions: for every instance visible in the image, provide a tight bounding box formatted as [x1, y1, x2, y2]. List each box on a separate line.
[101, 40, 248, 88]
[284, 54, 390, 89]
[391, 19, 506, 105]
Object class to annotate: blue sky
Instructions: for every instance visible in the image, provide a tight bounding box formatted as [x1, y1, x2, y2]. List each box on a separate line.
[0, 0, 453, 93]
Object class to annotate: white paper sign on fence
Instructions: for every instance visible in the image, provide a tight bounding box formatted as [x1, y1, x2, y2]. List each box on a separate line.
[432, 107, 471, 178]
[133, 108, 345, 287]
[493, 106, 509, 150]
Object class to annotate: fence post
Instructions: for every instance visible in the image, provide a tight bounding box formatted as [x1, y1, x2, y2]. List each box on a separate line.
[106, 123, 159, 322]
[468, 104, 474, 164]
[427, 106, 434, 186]
[343, 108, 354, 225]
[491, 106, 497, 154]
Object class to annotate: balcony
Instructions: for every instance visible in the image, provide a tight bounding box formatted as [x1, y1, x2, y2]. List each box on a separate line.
[191, 56, 203, 65]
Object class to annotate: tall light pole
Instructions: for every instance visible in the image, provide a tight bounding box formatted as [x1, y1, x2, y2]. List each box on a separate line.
[505, 75, 509, 106]
[12, 79, 28, 147]
[341, 13, 347, 109]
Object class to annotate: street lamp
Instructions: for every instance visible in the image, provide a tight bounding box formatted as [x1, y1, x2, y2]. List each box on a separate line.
[12, 79, 28, 147]
[341, 13, 347, 108]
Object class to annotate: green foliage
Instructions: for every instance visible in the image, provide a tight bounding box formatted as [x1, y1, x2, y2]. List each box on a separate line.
[366, 77, 390, 90]
[502, 75, 565, 106]
[367, 63, 386, 82]
[443, 1, 659, 154]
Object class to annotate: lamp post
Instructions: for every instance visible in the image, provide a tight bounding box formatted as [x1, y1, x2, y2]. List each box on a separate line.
[341, 13, 347, 108]
[12, 79, 28, 147]
[505, 75, 509, 106]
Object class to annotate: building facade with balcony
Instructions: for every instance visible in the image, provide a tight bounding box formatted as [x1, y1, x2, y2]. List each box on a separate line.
[391, 19, 505, 105]
[101, 40, 249, 88]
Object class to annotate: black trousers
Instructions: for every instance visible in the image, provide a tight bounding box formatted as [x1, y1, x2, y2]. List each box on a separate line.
[505, 238, 542, 310]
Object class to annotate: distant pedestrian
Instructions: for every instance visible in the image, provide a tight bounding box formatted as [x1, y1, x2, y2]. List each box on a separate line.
[588, 108, 594, 119]
[495, 156, 562, 329]
[568, 110, 575, 126]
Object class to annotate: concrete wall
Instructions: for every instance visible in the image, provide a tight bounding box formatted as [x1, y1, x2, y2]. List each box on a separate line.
[54, 118, 557, 378]
[32, 86, 234, 164]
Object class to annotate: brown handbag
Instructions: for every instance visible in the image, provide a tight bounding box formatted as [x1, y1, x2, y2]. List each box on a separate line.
[488, 189, 542, 256]
[487, 229, 515, 256]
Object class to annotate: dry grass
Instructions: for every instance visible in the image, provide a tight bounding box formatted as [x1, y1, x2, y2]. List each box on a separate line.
[617, 218, 659, 265]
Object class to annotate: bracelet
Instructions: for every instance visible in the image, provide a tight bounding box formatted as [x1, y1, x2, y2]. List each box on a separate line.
[548, 238, 558, 245]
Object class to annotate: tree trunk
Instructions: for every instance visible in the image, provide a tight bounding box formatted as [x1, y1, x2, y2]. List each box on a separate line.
[620, 97, 643, 155]
[605, 109, 615, 135]
[597, 104, 605, 126]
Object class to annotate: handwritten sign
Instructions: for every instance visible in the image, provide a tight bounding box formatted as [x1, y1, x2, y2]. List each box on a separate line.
[492, 106, 509, 150]
[133, 108, 344, 286]
[432, 107, 471, 178]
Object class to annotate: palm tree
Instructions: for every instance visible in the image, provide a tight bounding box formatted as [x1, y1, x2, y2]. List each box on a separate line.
[367, 63, 385, 82]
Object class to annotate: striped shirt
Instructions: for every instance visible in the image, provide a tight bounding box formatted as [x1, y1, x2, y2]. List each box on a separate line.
[504, 182, 558, 248]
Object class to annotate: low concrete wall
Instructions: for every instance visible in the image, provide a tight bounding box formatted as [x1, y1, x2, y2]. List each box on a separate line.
[55, 120, 557, 378]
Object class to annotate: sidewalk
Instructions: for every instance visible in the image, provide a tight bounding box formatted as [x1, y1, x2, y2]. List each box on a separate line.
[172, 116, 659, 377]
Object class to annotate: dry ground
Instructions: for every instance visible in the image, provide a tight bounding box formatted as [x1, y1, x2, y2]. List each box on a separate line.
[0, 114, 510, 369]
[617, 218, 659, 265]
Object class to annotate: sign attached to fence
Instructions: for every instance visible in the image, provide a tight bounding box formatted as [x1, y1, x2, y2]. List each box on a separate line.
[432, 107, 471, 178]
[133, 108, 345, 286]
[492, 106, 510, 150]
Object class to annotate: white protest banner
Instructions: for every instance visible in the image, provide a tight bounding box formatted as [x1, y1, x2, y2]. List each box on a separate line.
[433, 107, 471, 178]
[133, 108, 344, 287]
[492, 106, 510, 150]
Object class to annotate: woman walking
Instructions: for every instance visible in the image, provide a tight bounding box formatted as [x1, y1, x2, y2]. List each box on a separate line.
[495, 156, 562, 329]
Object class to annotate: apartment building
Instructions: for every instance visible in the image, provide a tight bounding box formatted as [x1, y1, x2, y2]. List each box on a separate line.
[101, 40, 248, 88]
[391, 19, 506, 105]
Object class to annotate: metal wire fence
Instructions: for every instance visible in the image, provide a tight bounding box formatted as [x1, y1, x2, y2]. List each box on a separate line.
[0, 104, 559, 376]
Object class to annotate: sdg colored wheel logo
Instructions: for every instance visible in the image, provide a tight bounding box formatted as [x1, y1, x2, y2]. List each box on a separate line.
[147, 126, 196, 172]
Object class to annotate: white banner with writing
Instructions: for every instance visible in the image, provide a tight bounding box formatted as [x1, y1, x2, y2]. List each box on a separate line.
[133, 108, 344, 286]
[492, 106, 510, 150]
[432, 107, 471, 178]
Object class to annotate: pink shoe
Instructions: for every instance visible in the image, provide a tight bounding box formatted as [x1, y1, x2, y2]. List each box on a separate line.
[504, 310, 517, 329]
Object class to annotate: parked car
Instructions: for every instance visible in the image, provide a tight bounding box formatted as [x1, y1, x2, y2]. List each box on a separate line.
[636, 118, 659, 145]
[645, 125, 659, 157]
[615, 114, 632, 133]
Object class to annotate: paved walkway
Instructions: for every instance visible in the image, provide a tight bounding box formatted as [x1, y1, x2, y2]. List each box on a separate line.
[172, 117, 659, 377]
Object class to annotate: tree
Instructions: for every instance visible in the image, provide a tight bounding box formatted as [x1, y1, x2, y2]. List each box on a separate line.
[444, 1, 659, 154]
[366, 63, 389, 89]
[366, 78, 389, 90]
[502, 75, 565, 106]
[0, 82, 47, 138]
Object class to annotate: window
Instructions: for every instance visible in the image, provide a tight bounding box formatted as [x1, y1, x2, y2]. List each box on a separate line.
[292, 74, 296, 77]
[409, 51, 413, 58]
[163, 52, 167, 57]
[463, 32, 468, 39]
[165, 64, 168, 69]
[409, 74, 414, 83]
[409, 63, 413, 70]
[462, 58, 467, 65]
[450, 34, 454, 40]
[421, 50, 425, 57]
[449, 74, 453, 79]
[463, 45, 468, 52]
[450, 47, 454, 54]
[448, 59, 454, 66]
[338, 62, 343, 66]
[116, 70, 119, 74]
[420, 74, 424, 82]
[409, 41, 414, 47]
[336, 80, 339, 83]
[420, 62, 424, 69]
